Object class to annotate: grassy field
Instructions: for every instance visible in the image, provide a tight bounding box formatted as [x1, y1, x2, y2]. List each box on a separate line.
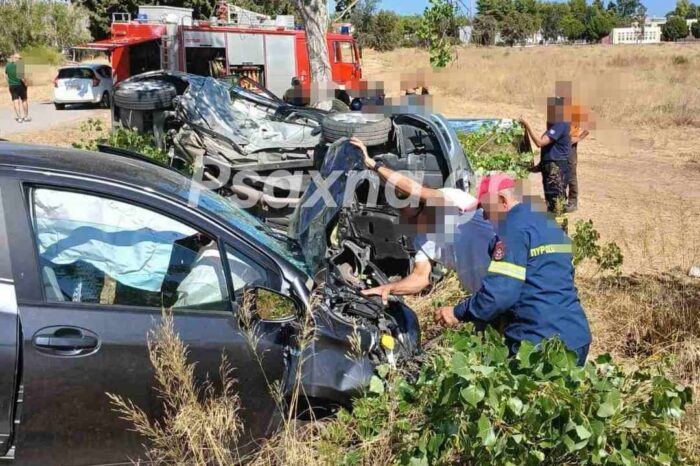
[363, 43, 700, 458]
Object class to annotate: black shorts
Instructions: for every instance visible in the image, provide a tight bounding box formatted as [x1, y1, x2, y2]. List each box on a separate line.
[9, 84, 27, 101]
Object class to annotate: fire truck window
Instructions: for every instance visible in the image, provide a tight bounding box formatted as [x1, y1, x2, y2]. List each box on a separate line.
[334, 42, 355, 64]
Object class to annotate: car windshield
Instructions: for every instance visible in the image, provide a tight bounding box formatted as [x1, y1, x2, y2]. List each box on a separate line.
[165, 182, 311, 277]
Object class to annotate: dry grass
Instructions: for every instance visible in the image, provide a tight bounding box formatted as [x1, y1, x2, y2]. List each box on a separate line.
[579, 271, 700, 460]
[364, 43, 700, 130]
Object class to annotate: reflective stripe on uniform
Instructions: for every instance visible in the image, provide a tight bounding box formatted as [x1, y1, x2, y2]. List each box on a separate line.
[487, 261, 526, 281]
[529, 243, 572, 257]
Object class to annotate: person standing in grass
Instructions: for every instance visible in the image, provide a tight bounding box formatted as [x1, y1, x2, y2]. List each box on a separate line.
[519, 97, 573, 213]
[5, 53, 31, 123]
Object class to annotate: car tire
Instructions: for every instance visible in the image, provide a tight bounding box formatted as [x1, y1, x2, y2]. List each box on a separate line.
[113, 80, 177, 111]
[100, 92, 111, 109]
[322, 113, 391, 147]
[330, 98, 350, 113]
[54, 103, 65, 110]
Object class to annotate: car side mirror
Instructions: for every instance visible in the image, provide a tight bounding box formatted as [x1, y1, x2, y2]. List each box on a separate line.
[241, 286, 298, 322]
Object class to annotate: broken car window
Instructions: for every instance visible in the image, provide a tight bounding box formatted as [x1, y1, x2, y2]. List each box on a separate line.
[31, 188, 229, 311]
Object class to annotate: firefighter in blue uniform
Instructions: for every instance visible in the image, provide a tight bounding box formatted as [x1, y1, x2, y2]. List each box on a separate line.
[434, 173, 592, 365]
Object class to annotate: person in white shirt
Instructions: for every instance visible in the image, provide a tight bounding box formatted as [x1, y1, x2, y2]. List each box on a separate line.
[348, 138, 496, 303]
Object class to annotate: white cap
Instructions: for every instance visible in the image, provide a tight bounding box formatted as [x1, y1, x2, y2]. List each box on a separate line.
[438, 188, 479, 213]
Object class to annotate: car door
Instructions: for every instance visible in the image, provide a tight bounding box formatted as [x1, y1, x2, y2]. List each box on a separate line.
[5, 179, 293, 465]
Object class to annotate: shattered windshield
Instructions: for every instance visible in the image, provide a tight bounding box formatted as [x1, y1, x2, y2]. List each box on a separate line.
[289, 141, 367, 273]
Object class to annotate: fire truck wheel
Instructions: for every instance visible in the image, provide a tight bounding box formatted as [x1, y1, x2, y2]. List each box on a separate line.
[113, 80, 178, 111]
[322, 113, 391, 147]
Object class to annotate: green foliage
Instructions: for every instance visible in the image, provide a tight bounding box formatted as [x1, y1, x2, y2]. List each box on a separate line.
[662, 16, 690, 40]
[458, 123, 534, 179]
[364, 10, 404, 51]
[500, 11, 538, 45]
[20, 44, 63, 66]
[561, 13, 587, 40]
[399, 15, 425, 47]
[326, 327, 693, 465]
[673, 0, 691, 18]
[73, 119, 174, 169]
[572, 219, 624, 275]
[585, 7, 616, 41]
[541, 3, 570, 41]
[0, 0, 90, 59]
[472, 14, 499, 45]
[418, 0, 458, 68]
[692, 20, 700, 38]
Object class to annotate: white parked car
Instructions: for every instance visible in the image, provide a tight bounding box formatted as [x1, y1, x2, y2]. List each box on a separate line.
[53, 64, 113, 110]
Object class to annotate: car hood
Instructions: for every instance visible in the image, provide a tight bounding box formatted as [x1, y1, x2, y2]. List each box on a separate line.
[289, 140, 369, 274]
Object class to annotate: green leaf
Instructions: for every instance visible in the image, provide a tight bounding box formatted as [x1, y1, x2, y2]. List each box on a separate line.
[477, 414, 496, 448]
[507, 397, 524, 416]
[368, 376, 384, 395]
[575, 425, 592, 440]
[460, 384, 485, 407]
[596, 402, 615, 418]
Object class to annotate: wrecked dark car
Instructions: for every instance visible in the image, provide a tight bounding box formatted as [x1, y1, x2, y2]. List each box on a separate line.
[0, 143, 419, 465]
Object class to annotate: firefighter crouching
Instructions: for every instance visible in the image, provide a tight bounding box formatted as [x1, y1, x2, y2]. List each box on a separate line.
[433, 174, 592, 366]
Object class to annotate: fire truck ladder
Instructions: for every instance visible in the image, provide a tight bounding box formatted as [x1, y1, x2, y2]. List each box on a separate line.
[160, 36, 171, 70]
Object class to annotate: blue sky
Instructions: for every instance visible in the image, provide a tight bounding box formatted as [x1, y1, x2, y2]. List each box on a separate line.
[367, 0, 674, 18]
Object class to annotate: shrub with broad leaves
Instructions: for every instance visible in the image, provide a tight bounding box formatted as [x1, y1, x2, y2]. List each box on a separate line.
[327, 326, 692, 465]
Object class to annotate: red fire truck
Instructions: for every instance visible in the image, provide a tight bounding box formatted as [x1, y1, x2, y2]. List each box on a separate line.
[76, 5, 363, 99]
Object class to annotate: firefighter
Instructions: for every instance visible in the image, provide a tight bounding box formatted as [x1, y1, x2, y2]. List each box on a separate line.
[433, 173, 592, 366]
[519, 97, 571, 213]
[349, 138, 496, 303]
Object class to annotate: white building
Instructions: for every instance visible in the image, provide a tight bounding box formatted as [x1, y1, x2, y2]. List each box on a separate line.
[611, 23, 662, 44]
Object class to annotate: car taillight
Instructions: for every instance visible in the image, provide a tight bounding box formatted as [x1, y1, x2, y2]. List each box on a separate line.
[92, 77, 100, 87]
[53, 76, 58, 88]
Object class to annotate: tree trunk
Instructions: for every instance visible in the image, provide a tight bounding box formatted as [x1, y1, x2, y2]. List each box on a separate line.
[295, 0, 333, 109]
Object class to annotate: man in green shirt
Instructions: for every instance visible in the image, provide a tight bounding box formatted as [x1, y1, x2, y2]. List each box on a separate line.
[5, 53, 31, 123]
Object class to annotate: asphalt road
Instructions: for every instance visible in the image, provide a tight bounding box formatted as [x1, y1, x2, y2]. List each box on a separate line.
[0, 101, 109, 137]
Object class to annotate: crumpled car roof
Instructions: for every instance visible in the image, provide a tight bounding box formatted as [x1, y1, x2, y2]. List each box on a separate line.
[178, 77, 320, 155]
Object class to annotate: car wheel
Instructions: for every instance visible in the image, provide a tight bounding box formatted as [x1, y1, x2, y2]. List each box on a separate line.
[54, 103, 65, 110]
[100, 92, 111, 109]
[330, 98, 350, 113]
[113, 80, 177, 111]
[322, 112, 391, 147]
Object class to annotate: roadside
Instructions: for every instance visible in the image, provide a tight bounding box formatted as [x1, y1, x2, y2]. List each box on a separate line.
[0, 102, 109, 138]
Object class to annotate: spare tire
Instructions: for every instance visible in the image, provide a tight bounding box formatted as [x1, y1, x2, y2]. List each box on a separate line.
[322, 113, 391, 147]
[114, 80, 177, 111]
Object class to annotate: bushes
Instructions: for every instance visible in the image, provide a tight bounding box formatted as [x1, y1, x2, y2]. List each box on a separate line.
[20, 44, 63, 66]
[457, 122, 534, 179]
[323, 326, 693, 465]
[692, 20, 700, 39]
[73, 119, 174, 170]
[0, 0, 90, 59]
[572, 219, 624, 275]
[662, 16, 689, 41]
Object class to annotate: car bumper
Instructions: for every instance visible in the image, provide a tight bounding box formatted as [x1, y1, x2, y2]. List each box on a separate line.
[53, 92, 101, 104]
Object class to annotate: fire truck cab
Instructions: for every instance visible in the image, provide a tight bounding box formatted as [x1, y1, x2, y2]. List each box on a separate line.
[77, 5, 363, 99]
